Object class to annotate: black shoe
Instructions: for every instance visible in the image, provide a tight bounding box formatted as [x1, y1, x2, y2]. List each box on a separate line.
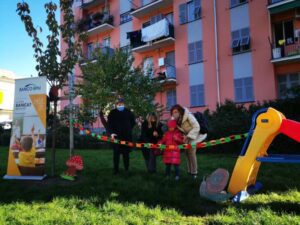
[113, 170, 119, 175]
[191, 174, 197, 179]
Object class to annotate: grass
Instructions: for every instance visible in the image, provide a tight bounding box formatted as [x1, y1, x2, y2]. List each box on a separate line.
[0, 146, 299, 224]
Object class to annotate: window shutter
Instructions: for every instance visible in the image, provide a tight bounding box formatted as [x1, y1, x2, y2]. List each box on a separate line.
[190, 86, 196, 106]
[179, 3, 187, 24]
[230, 0, 238, 7]
[244, 77, 254, 101]
[199, 84, 205, 106]
[234, 78, 243, 102]
[188, 43, 195, 64]
[196, 41, 203, 62]
[241, 27, 250, 37]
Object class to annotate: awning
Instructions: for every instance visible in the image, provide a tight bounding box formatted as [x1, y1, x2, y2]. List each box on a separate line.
[268, 1, 300, 14]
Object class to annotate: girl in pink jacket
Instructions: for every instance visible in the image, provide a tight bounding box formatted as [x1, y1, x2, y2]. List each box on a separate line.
[158, 120, 184, 180]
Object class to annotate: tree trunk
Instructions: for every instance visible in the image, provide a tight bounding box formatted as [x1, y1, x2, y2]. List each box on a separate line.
[69, 106, 74, 157]
[51, 100, 57, 176]
[99, 110, 109, 133]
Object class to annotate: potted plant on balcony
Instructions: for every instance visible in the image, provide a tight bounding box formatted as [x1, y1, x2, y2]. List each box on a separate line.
[77, 17, 90, 32]
[92, 12, 103, 26]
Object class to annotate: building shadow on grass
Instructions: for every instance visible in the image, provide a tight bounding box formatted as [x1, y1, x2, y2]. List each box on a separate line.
[0, 168, 299, 216]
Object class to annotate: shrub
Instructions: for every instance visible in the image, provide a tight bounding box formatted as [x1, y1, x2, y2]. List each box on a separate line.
[204, 98, 300, 154]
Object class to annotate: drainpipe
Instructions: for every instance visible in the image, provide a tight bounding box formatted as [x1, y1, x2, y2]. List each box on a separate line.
[213, 0, 221, 107]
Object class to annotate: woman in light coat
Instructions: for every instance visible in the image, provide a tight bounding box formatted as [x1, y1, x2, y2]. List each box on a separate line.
[170, 104, 207, 179]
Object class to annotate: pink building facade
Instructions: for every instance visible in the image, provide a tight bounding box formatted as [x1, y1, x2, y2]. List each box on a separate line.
[61, 0, 300, 132]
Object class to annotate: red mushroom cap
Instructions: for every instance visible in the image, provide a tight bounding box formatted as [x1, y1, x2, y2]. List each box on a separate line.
[66, 155, 84, 170]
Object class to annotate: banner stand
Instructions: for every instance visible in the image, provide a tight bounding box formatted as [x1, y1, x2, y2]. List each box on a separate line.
[3, 76, 47, 180]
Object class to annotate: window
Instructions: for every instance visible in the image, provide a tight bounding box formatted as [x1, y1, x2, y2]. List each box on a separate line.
[273, 20, 294, 48]
[179, 0, 201, 24]
[188, 41, 203, 64]
[165, 13, 174, 25]
[190, 84, 205, 107]
[166, 89, 177, 110]
[143, 57, 154, 78]
[87, 42, 94, 59]
[120, 45, 131, 53]
[270, 0, 284, 4]
[234, 77, 254, 103]
[103, 37, 111, 47]
[142, 21, 151, 28]
[150, 14, 163, 24]
[165, 51, 176, 79]
[143, 13, 171, 28]
[231, 27, 251, 54]
[278, 73, 300, 99]
[230, 0, 248, 8]
[72, 0, 82, 8]
[120, 11, 132, 24]
[142, 0, 153, 6]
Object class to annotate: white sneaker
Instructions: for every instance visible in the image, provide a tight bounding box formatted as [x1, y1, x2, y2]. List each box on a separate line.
[175, 176, 180, 181]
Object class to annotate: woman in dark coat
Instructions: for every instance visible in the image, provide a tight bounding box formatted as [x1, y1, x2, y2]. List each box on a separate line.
[140, 112, 163, 173]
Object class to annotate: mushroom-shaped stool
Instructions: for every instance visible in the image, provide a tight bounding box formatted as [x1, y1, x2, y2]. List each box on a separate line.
[60, 155, 84, 181]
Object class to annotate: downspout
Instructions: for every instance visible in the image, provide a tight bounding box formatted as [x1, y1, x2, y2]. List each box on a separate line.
[213, 0, 221, 107]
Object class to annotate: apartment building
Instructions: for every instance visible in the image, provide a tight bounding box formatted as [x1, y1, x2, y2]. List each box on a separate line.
[0, 69, 15, 124]
[61, 0, 300, 130]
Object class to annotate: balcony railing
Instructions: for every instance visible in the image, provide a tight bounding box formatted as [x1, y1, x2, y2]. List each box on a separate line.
[131, 0, 173, 19]
[152, 67, 176, 86]
[77, 13, 114, 36]
[268, 0, 286, 4]
[80, 47, 115, 65]
[81, 0, 106, 10]
[127, 19, 175, 53]
[271, 41, 300, 63]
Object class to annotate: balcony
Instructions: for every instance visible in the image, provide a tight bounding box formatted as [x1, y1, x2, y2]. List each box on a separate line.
[127, 19, 175, 53]
[153, 67, 177, 89]
[81, 0, 106, 10]
[271, 41, 300, 64]
[267, 0, 300, 14]
[80, 47, 115, 65]
[131, 0, 173, 19]
[77, 13, 114, 36]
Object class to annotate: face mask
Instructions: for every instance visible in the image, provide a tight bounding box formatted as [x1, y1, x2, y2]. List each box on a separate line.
[117, 105, 125, 111]
[173, 112, 180, 120]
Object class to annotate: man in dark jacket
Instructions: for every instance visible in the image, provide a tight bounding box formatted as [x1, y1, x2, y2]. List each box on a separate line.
[107, 98, 135, 174]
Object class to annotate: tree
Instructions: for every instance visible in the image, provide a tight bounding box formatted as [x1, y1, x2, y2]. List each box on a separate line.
[78, 48, 162, 120]
[17, 0, 81, 176]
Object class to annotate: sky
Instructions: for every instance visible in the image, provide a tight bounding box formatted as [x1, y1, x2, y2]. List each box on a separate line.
[0, 0, 60, 78]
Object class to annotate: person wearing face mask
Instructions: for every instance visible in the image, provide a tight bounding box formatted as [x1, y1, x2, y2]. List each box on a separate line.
[170, 104, 207, 179]
[140, 112, 163, 173]
[107, 97, 136, 175]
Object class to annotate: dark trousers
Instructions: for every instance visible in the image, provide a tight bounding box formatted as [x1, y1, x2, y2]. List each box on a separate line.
[113, 144, 130, 173]
[165, 164, 179, 177]
[141, 148, 156, 172]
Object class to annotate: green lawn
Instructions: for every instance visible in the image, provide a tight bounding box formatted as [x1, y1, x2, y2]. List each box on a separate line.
[0, 147, 299, 224]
